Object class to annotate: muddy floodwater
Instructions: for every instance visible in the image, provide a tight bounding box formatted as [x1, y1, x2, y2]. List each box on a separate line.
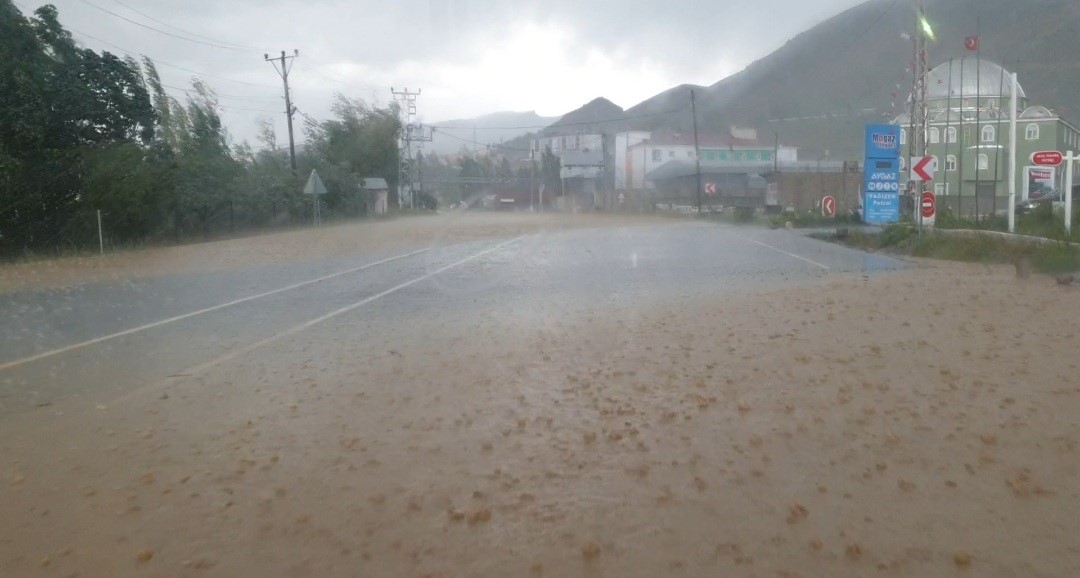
[2, 215, 1078, 577]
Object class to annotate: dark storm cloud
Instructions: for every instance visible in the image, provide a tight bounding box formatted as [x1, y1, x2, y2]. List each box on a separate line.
[20, 0, 866, 141]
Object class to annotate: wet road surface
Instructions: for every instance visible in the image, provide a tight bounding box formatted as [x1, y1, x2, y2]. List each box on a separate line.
[0, 222, 904, 415]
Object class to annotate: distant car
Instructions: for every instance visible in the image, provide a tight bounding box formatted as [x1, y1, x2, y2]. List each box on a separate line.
[1016, 188, 1062, 216]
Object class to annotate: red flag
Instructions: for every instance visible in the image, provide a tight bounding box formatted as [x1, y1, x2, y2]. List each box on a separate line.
[965, 35, 980, 51]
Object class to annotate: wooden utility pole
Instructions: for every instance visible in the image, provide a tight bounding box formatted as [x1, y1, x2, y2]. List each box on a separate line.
[265, 50, 299, 172]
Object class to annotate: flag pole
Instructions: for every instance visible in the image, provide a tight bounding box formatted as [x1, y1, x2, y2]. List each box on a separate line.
[974, 13, 982, 219]
[958, 56, 965, 217]
[944, 58, 953, 212]
[993, 58, 1006, 216]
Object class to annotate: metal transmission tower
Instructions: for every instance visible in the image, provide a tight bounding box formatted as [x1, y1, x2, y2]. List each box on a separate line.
[265, 50, 299, 172]
[392, 87, 424, 208]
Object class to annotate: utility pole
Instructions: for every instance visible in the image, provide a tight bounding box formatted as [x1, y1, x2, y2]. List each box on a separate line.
[912, 2, 931, 229]
[265, 50, 299, 173]
[691, 89, 703, 214]
[392, 87, 422, 209]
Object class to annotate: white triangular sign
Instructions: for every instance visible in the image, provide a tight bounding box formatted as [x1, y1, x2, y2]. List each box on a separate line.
[303, 169, 327, 196]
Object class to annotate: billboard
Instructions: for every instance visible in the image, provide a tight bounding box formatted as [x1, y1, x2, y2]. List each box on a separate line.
[862, 124, 901, 224]
[1025, 166, 1056, 201]
[864, 158, 901, 224]
[864, 124, 902, 161]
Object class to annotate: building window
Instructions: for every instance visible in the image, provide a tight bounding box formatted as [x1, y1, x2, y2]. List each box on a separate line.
[1026, 124, 1039, 140]
[935, 183, 949, 196]
[761, 152, 773, 161]
[929, 127, 940, 143]
[946, 155, 957, 172]
[978, 153, 989, 171]
[668, 150, 675, 158]
[981, 125, 996, 143]
[719, 152, 729, 160]
[733, 152, 744, 161]
[652, 149, 662, 162]
[746, 152, 757, 161]
[946, 126, 957, 143]
[900, 128, 906, 145]
[899, 157, 906, 171]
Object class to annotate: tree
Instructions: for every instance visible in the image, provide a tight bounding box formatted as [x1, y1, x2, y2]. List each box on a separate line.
[541, 145, 563, 197]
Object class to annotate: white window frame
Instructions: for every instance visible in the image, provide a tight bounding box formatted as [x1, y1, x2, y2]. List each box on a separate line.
[1026, 123, 1040, 141]
[900, 128, 907, 145]
[929, 127, 940, 143]
[946, 126, 957, 143]
[652, 149, 662, 162]
[978, 153, 989, 171]
[981, 125, 996, 143]
[946, 155, 957, 172]
[935, 183, 950, 196]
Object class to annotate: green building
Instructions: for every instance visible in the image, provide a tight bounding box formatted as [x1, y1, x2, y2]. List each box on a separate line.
[893, 59, 1080, 215]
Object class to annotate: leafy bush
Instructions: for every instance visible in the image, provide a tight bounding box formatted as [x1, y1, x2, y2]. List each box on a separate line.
[733, 206, 756, 223]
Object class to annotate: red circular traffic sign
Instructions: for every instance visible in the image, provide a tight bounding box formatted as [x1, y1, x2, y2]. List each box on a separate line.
[821, 195, 836, 217]
[1031, 151, 1063, 166]
[921, 191, 936, 218]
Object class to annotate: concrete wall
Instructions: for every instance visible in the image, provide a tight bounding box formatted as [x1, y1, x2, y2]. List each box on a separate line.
[770, 172, 864, 214]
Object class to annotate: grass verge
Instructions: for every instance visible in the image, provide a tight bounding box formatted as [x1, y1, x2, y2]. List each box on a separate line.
[820, 223, 1080, 275]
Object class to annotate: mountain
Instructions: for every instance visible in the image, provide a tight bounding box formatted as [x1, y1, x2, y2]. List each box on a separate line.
[544, 97, 626, 133]
[615, 0, 1080, 159]
[427, 110, 558, 155]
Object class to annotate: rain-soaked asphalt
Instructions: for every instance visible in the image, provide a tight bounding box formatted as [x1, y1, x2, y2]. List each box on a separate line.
[0, 221, 905, 415]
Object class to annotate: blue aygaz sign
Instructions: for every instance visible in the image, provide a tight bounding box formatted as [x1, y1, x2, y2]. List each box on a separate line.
[862, 124, 901, 224]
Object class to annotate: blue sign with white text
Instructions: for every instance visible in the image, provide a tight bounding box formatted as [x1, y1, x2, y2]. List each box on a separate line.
[863, 157, 900, 224]
[862, 124, 901, 225]
[864, 124, 901, 160]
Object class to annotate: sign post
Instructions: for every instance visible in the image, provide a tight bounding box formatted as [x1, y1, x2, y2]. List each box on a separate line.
[921, 191, 937, 227]
[862, 124, 902, 225]
[303, 169, 328, 225]
[1065, 151, 1076, 236]
[910, 156, 936, 231]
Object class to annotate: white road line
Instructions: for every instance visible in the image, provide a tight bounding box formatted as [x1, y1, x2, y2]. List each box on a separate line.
[0, 247, 433, 372]
[742, 237, 831, 270]
[174, 236, 522, 377]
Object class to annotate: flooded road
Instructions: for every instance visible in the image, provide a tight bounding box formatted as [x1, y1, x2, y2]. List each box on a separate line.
[2, 215, 1077, 577]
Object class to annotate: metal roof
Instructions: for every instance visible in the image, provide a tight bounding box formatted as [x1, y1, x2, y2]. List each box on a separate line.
[361, 177, 389, 190]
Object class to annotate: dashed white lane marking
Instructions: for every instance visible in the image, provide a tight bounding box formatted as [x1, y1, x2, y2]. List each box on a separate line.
[742, 237, 831, 270]
[0, 247, 434, 372]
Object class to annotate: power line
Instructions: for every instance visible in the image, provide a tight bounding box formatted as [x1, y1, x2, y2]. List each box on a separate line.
[75, 0, 255, 52]
[69, 28, 278, 88]
[160, 83, 279, 102]
[430, 106, 691, 131]
[433, 129, 532, 152]
[108, 0, 267, 52]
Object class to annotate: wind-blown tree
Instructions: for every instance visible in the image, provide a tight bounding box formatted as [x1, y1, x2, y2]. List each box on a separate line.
[0, 2, 156, 254]
[303, 95, 400, 217]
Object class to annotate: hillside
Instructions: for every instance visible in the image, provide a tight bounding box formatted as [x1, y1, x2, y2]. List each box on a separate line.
[427, 110, 558, 155]
[625, 0, 1080, 159]
[544, 97, 626, 133]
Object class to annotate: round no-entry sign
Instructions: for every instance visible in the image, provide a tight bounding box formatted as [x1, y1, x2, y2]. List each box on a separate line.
[822, 195, 836, 217]
[921, 191, 936, 219]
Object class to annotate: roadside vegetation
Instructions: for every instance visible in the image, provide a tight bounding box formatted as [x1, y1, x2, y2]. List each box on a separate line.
[1, 3, 401, 259]
[825, 218, 1080, 275]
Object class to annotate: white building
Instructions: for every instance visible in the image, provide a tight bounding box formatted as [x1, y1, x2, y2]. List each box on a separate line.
[614, 128, 799, 190]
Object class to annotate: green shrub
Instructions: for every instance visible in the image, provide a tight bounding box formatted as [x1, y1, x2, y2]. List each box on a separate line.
[733, 206, 756, 223]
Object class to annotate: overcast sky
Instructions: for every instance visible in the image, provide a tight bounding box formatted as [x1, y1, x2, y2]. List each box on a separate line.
[20, 0, 866, 145]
